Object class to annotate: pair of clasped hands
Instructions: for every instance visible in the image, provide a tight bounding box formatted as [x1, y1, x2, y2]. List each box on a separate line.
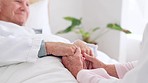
[45, 40, 105, 78]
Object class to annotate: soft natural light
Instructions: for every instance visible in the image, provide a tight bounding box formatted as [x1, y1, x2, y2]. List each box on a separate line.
[122, 0, 146, 37]
[129, 0, 137, 10]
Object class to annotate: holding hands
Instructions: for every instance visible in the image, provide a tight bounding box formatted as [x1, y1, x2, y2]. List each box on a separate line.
[62, 48, 99, 77]
[73, 40, 93, 69]
[62, 47, 105, 77]
[62, 48, 83, 77]
[83, 53, 106, 69]
[45, 40, 111, 78]
[62, 47, 118, 78]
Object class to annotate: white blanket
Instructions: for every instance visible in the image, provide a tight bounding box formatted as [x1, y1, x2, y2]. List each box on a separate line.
[0, 56, 77, 83]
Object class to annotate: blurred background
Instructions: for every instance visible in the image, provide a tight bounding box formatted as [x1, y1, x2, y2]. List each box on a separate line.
[48, 0, 148, 63]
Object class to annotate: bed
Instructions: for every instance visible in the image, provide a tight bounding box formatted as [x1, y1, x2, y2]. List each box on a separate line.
[0, 0, 117, 83]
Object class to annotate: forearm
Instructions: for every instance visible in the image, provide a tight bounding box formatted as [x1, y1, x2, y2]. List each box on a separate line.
[45, 42, 77, 56]
[104, 64, 119, 78]
[45, 42, 58, 55]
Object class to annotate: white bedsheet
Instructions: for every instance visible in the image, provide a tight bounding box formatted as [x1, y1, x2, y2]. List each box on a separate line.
[0, 56, 77, 83]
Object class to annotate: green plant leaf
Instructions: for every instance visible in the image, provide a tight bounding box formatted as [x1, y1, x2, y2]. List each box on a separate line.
[107, 23, 122, 31]
[64, 17, 82, 27]
[57, 17, 82, 34]
[64, 17, 76, 21]
[56, 26, 75, 34]
[107, 23, 132, 34]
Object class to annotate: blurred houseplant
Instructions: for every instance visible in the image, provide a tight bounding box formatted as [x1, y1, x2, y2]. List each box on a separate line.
[57, 16, 131, 44]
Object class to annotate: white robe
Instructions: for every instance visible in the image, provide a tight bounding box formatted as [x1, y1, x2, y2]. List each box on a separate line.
[0, 21, 43, 67]
[0, 21, 72, 67]
[77, 24, 148, 83]
[0, 21, 78, 83]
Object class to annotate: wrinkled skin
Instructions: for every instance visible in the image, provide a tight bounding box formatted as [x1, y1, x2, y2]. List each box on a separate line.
[45, 42, 78, 56]
[0, 0, 30, 26]
[62, 48, 83, 77]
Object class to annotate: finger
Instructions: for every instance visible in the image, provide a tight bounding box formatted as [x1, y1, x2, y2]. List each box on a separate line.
[85, 48, 92, 56]
[85, 60, 92, 69]
[83, 53, 94, 62]
[85, 60, 89, 69]
[90, 50, 93, 56]
[85, 49, 89, 55]
[62, 57, 68, 66]
[81, 56, 87, 69]
[90, 51, 95, 57]
[74, 47, 81, 56]
[81, 49, 85, 54]
[70, 46, 77, 55]
[88, 62, 93, 69]
[87, 48, 91, 54]
[83, 59, 87, 69]
[73, 44, 78, 51]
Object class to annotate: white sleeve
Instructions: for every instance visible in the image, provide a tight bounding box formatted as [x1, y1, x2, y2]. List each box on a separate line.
[115, 61, 137, 79]
[0, 35, 42, 67]
[77, 68, 118, 83]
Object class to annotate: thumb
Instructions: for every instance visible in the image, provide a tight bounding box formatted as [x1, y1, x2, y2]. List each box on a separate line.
[83, 53, 95, 62]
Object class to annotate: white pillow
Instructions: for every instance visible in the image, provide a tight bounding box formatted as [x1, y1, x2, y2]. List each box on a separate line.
[25, 0, 52, 35]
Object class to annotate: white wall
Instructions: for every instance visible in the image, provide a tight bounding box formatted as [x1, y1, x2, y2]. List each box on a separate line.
[83, 0, 122, 29]
[49, 0, 83, 41]
[82, 0, 122, 60]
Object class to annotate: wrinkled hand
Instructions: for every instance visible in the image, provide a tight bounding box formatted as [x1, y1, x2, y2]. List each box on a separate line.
[62, 48, 83, 77]
[45, 42, 77, 56]
[84, 53, 119, 78]
[73, 40, 92, 55]
[83, 53, 106, 69]
[74, 40, 94, 69]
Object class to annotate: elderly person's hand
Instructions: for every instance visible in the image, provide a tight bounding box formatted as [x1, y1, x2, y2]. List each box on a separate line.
[73, 40, 92, 55]
[62, 48, 84, 77]
[83, 53, 119, 78]
[45, 42, 77, 56]
[73, 40, 93, 69]
[83, 53, 106, 69]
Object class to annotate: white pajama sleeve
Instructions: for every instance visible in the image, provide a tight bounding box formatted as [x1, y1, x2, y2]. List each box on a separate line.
[0, 35, 43, 67]
[77, 68, 118, 83]
[115, 61, 137, 79]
